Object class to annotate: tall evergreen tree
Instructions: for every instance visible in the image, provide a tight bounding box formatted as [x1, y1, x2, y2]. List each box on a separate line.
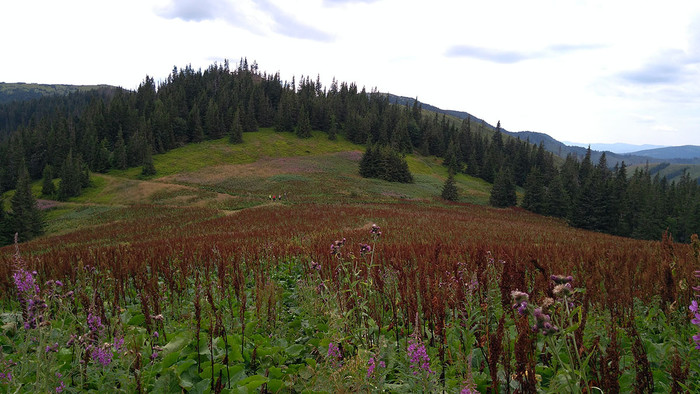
[521, 166, 546, 214]
[94, 138, 111, 173]
[112, 129, 127, 170]
[489, 167, 517, 208]
[441, 171, 459, 201]
[142, 145, 156, 176]
[9, 165, 43, 242]
[41, 164, 56, 197]
[296, 106, 312, 138]
[327, 114, 338, 141]
[229, 109, 243, 144]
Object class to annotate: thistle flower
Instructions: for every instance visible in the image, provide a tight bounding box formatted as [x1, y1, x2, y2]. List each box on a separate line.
[553, 283, 573, 298]
[330, 238, 346, 256]
[532, 308, 558, 335]
[511, 290, 529, 315]
[511, 290, 529, 304]
[551, 274, 574, 285]
[370, 224, 381, 236]
[359, 243, 372, 255]
[310, 260, 322, 271]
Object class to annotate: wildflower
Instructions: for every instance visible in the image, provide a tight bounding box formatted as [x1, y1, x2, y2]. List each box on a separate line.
[370, 224, 381, 236]
[359, 243, 372, 255]
[367, 356, 386, 378]
[310, 260, 322, 271]
[511, 290, 529, 303]
[45, 342, 59, 353]
[91, 346, 112, 366]
[407, 335, 433, 375]
[553, 283, 573, 298]
[153, 331, 159, 339]
[55, 372, 65, 393]
[87, 313, 104, 335]
[511, 290, 529, 315]
[327, 342, 341, 359]
[550, 274, 574, 285]
[532, 308, 558, 335]
[151, 314, 164, 322]
[691, 300, 699, 313]
[150, 351, 158, 361]
[13, 268, 39, 294]
[113, 337, 125, 352]
[330, 238, 346, 256]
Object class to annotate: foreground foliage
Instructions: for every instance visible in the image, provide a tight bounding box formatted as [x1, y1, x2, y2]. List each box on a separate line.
[0, 203, 699, 392]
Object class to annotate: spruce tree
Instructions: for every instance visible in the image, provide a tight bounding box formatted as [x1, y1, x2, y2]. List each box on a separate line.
[521, 167, 546, 214]
[296, 106, 312, 138]
[9, 166, 43, 242]
[142, 145, 157, 176]
[41, 165, 56, 197]
[229, 109, 243, 144]
[489, 167, 517, 208]
[328, 115, 338, 141]
[58, 151, 80, 201]
[94, 138, 111, 173]
[441, 172, 459, 201]
[112, 129, 127, 170]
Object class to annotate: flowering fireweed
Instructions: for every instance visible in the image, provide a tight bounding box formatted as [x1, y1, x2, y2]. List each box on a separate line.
[407, 333, 433, 376]
[0, 204, 699, 391]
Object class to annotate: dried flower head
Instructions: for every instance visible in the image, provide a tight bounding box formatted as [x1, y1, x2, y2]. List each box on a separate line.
[553, 283, 573, 298]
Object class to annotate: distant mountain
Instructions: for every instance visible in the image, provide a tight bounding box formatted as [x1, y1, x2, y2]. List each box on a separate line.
[0, 82, 114, 104]
[385, 94, 700, 167]
[626, 145, 700, 160]
[565, 142, 666, 154]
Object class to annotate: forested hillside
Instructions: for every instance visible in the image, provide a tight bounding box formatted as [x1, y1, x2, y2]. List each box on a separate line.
[1, 58, 699, 244]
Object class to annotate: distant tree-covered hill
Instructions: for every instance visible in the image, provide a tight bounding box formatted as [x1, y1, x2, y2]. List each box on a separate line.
[0, 82, 114, 105]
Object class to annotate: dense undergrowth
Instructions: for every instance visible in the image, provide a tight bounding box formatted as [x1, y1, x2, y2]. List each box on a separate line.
[0, 203, 699, 392]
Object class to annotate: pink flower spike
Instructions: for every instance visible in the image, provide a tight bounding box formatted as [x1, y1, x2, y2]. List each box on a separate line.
[691, 300, 699, 313]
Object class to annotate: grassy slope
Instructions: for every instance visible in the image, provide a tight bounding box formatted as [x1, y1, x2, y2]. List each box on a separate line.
[22, 128, 491, 236]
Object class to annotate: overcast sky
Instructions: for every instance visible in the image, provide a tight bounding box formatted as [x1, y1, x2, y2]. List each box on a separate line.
[3, 0, 700, 146]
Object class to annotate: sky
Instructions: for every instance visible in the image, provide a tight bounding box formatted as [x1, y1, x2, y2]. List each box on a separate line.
[2, 0, 700, 146]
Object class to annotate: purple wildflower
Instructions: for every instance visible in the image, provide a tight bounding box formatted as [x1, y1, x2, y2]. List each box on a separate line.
[330, 238, 346, 256]
[45, 342, 59, 353]
[359, 243, 372, 255]
[87, 313, 103, 334]
[310, 260, 322, 271]
[367, 356, 386, 378]
[407, 335, 433, 375]
[150, 352, 159, 361]
[691, 300, 699, 313]
[113, 336, 124, 352]
[153, 331, 159, 339]
[13, 268, 39, 294]
[91, 346, 112, 367]
[532, 308, 558, 335]
[370, 224, 381, 236]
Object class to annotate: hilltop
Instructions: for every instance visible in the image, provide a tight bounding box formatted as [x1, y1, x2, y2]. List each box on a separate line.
[0, 82, 114, 104]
